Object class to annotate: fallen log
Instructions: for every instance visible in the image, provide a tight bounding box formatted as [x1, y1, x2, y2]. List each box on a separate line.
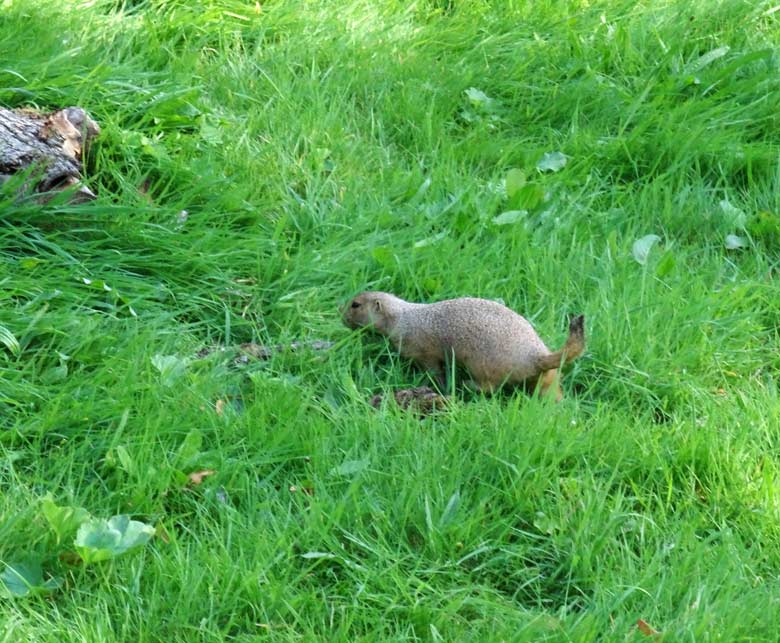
[0, 106, 100, 201]
[195, 340, 335, 363]
[370, 386, 449, 415]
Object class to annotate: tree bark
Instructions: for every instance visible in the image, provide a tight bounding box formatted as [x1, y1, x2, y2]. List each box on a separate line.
[0, 106, 100, 201]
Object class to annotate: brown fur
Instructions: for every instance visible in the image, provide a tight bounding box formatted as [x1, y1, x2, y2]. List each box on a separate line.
[341, 291, 585, 400]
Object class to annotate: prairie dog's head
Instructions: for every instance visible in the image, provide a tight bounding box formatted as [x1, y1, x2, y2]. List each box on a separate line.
[341, 291, 401, 333]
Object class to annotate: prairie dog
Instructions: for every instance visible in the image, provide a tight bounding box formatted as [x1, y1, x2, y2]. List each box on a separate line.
[342, 291, 584, 400]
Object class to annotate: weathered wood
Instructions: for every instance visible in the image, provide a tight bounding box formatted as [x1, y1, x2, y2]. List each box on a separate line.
[195, 340, 336, 363]
[0, 106, 100, 201]
[370, 386, 449, 415]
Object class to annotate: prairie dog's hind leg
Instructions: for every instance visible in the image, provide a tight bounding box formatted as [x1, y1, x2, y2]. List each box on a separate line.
[472, 374, 498, 395]
[416, 356, 446, 391]
[536, 368, 563, 402]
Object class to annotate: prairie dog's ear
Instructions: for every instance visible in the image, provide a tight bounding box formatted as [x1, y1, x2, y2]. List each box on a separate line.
[373, 299, 383, 314]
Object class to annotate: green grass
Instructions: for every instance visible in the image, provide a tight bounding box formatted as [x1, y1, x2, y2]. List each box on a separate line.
[2, 0, 780, 639]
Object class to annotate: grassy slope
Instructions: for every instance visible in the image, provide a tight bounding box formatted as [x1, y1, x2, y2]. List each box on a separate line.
[1, 0, 780, 640]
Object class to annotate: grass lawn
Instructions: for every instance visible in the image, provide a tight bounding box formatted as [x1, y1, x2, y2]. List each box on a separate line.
[2, 0, 780, 640]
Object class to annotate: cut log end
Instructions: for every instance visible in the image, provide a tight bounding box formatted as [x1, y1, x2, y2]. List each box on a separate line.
[0, 105, 100, 202]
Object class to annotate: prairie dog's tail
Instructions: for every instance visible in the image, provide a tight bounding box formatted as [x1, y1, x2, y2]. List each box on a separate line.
[536, 315, 585, 372]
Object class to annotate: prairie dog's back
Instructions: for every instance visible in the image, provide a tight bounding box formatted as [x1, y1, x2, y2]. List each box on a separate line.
[396, 297, 550, 381]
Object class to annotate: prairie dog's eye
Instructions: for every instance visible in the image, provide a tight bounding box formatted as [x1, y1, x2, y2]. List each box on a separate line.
[351, 301, 361, 309]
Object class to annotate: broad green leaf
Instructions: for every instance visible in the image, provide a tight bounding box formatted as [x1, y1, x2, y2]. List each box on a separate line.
[656, 250, 677, 277]
[719, 200, 746, 228]
[504, 169, 526, 199]
[19, 258, 42, 270]
[75, 515, 155, 565]
[422, 277, 442, 294]
[104, 446, 132, 475]
[408, 177, 431, 205]
[40, 364, 68, 384]
[632, 234, 661, 265]
[151, 354, 187, 386]
[329, 459, 370, 477]
[511, 184, 545, 210]
[371, 246, 394, 269]
[175, 430, 203, 468]
[725, 234, 747, 250]
[0, 561, 61, 598]
[464, 87, 493, 109]
[686, 45, 730, 73]
[41, 494, 91, 544]
[439, 490, 461, 528]
[536, 151, 568, 172]
[459, 109, 478, 123]
[533, 511, 557, 535]
[115, 445, 134, 473]
[492, 210, 527, 226]
[200, 117, 225, 146]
